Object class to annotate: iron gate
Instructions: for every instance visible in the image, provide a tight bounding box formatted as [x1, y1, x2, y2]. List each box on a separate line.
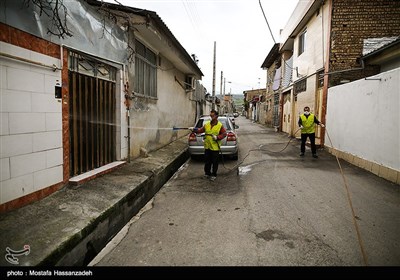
[68, 52, 116, 177]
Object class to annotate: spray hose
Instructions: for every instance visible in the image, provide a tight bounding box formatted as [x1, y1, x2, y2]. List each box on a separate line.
[217, 124, 368, 266]
[325, 128, 368, 266]
[215, 127, 301, 174]
[196, 124, 368, 266]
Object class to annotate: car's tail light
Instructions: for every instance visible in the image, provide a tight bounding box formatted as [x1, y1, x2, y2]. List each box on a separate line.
[188, 132, 197, 142]
[227, 132, 236, 142]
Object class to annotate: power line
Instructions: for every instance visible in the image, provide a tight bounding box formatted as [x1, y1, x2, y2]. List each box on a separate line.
[258, 0, 276, 44]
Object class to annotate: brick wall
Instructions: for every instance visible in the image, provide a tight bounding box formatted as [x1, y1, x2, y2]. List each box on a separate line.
[329, 0, 400, 86]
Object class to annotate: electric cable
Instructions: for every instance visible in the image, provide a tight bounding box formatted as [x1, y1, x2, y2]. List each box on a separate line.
[259, 0, 276, 44]
[204, 121, 368, 266]
[218, 128, 301, 174]
[325, 128, 368, 266]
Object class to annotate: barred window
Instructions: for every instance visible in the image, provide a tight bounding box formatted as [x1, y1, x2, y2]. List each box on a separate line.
[134, 40, 157, 98]
[294, 78, 307, 94]
[69, 51, 116, 81]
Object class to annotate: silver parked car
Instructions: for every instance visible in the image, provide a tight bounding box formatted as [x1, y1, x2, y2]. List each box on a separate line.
[188, 115, 239, 160]
[223, 113, 236, 126]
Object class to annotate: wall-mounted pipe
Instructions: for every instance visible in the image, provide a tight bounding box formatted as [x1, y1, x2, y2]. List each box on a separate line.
[0, 52, 61, 71]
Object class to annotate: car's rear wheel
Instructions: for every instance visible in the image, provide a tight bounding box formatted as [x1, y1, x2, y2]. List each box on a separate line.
[232, 152, 238, 160]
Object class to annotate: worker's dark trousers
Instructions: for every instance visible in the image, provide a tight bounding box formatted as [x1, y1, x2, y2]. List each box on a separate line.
[204, 149, 220, 176]
[301, 133, 317, 154]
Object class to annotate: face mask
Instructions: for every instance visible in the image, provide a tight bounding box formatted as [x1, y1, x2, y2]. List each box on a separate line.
[304, 111, 310, 116]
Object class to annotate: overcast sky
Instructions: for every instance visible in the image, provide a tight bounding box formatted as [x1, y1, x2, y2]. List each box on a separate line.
[110, 0, 299, 95]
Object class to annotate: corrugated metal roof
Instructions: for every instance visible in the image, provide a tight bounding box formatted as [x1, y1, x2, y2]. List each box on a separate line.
[362, 36, 400, 56]
[84, 0, 203, 77]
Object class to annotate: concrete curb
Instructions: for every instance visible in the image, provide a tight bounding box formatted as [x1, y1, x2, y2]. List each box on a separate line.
[0, 138, 189, 266]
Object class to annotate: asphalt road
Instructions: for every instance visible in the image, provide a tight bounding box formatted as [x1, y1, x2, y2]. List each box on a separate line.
[90, 116, 400, 266]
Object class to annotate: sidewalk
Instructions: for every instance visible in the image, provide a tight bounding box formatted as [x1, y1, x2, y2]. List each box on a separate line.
[0, 137, 189, 266]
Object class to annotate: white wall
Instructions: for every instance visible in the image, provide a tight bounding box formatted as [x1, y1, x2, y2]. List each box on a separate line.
[293, 2, 329, 80]
[0, 42, 63, 204]
[326, 68, 400, 172]
[128, 54, 197, 158]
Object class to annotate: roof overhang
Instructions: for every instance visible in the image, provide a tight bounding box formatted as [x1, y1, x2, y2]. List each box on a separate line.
[261, 43, 280, 69]
[85, 0, 203, 78]
[361, 38, 400, 65]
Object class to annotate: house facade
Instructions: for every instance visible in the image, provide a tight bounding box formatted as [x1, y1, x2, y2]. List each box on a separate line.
[0, 0, 203, 212]
[261, 43, 281, 128]
[243, 88, 267, 122]
[261, 0, 400, 183]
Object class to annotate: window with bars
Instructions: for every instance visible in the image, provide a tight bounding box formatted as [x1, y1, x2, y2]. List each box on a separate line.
[294, 78, 307, 94]
[69, 52, 116, 81]
[134, 39, 157, 98]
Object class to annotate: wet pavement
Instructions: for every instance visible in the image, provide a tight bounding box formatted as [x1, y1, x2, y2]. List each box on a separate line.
[1, 118, 399, 268]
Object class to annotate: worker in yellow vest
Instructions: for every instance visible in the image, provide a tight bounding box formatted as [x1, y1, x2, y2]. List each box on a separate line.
[298, 106, 325, 158]
[190, 109, 227, 181]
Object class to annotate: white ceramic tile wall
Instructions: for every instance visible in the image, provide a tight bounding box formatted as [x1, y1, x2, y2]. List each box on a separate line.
[0, 158, 10, 181]
[0, 89, 31, 112]
[46, 148, 63, 168]
[9, 113, 46, 134]
[1, 174, 34, 204]
[45, 113, 62, 131]
[0, 41, 132, 205]
[0, 42, 30, 60]
[33, 131, 62, 152]
[44, 74, 61, 95]
[0, 134, 33, 158]
[33, 165, 63, 190]
[0, 113, 9, 135]
[0, 42, 63, 204]
[10, 151, 46, 178]
[7, 67, 44, 92]
[32, 92, 61, 113]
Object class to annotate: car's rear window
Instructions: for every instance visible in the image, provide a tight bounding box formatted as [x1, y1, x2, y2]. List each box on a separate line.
[195, 117, 231, 130]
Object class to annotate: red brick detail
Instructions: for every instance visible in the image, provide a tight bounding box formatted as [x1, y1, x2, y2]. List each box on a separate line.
[62, 48, 70, 182]
[0, 183, 64, 214]
[0, 22, 60, 58]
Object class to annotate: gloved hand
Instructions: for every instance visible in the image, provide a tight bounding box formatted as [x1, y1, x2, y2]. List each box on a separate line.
[320, 123, 325, 128]
[300, 125, 304, 129]
[189, 127, 197, 132]
[212, 135, 218, 141]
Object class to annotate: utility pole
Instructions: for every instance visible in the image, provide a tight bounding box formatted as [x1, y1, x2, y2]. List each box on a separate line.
[223, 77, 226, 96]
[212, 41, 216, 110]
[220, 71, 223, 99]
[220, 71, 224, 114]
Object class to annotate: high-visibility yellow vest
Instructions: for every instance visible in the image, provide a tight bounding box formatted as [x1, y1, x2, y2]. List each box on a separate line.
[204, 121, 222, 151]
[300, 113, 316, 134]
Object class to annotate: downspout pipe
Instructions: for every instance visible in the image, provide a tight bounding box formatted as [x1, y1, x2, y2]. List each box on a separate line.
[124, 80, 131, 163]
[321, 0, 333, 147]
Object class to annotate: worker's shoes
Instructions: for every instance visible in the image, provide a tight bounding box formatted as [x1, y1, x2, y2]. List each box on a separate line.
[210, 176, 217, 182]
[299, 152, 304, 157]
[312, 154, 318, 158]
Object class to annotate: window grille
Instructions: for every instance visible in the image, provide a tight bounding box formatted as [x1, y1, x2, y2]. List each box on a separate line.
[134, 39, 157, 98]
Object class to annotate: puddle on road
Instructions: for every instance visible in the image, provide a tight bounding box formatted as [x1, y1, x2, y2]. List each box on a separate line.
[238, 163, 257, 175]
